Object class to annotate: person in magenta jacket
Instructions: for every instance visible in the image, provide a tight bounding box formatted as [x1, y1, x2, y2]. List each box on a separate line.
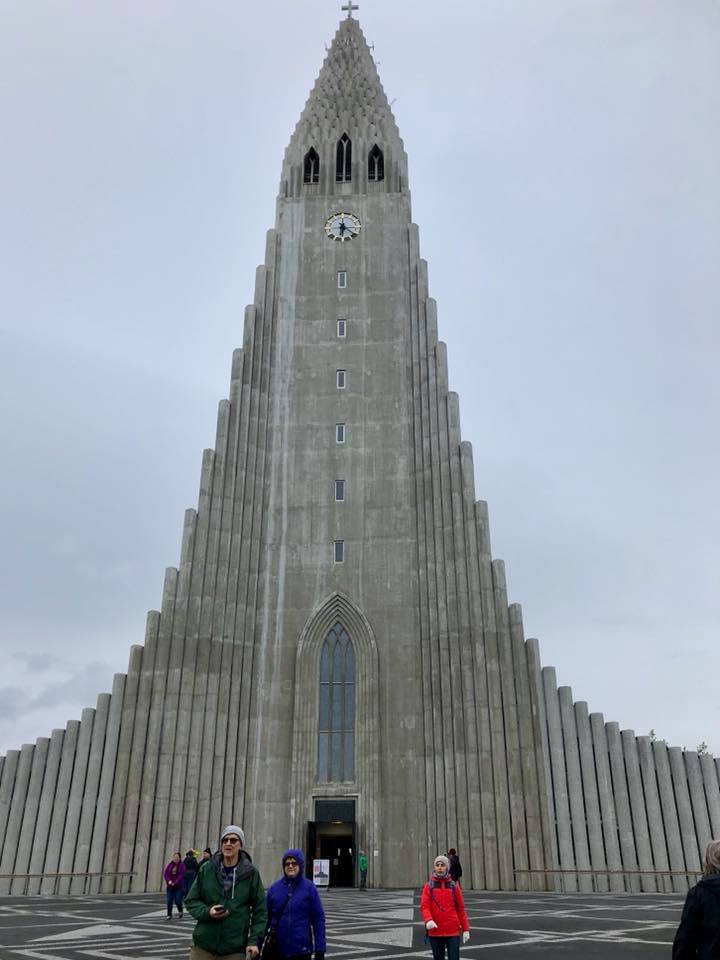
[163, 851, 186, 919]
[420, 855, 469, 960]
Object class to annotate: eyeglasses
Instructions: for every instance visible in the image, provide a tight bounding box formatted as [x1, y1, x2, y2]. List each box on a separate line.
[284, 859, 299, 866]
[223, 837, 240, 845]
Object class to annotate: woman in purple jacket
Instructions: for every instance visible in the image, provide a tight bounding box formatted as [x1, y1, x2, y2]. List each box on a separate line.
[163, 851, 186, 920]
[265, 849, 326, 960]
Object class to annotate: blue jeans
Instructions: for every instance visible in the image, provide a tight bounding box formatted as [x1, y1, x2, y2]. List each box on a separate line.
[166, 885, 184, 916]
[429, 936, 459, 960]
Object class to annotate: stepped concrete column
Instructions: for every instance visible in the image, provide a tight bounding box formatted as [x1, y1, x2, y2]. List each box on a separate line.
[653, 741, 690, 891]
[57, 708, 95, 895]
[575, 703, 607, 891]
[542, 668, 575, 891]
[88, 674, 125, 893]
[27, 729, 64, 895]
[558, 687, 592, 892]
[621, 730, 655, 892]
[10, 738, 49, 895]
[0, 743, 34, 895]
[684, 752, 712, 860]
[589, 714, 623, 892]
[605, 722, 638, 892]
[0, 750, 20, 857]
[637, 736, 672, 892]
[668, 747, 702, 877]
[42, 720, 80, 894]
[700, 755, 720, 837]
[71, 693, 111, 894]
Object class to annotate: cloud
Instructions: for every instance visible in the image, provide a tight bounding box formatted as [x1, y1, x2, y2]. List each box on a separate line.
[0, 660, 114, 723]
[12, 651, 63, 671]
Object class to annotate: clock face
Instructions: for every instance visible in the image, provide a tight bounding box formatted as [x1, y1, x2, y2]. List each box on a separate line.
[325, 212, 362, 242]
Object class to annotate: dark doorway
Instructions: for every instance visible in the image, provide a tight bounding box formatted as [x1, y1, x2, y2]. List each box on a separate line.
[306, 818, 356, 887]
[321, 835, 354, 887]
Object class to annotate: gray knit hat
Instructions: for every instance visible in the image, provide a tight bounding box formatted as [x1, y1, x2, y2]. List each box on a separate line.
[221, 825, 245, 846]
[433, 854, 450, 872]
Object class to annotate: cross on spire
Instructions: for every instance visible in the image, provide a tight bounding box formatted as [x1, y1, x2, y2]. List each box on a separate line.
[341, 2, 358, 18]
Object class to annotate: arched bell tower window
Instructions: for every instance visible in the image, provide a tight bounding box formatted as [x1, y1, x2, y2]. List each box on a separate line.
[336, 134, 352, 182]
[368, 144, 384, 182]
[303, 147, 320, 184]
[318, 622, 355, 781]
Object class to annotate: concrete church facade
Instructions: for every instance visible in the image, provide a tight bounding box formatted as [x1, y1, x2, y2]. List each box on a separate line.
[1, 13, 718, 896]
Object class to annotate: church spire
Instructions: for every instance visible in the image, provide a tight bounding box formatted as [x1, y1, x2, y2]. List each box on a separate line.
[281, 15, 407, 197]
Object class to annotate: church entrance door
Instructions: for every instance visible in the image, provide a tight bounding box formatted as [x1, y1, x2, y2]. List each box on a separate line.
[306, 818, 356, 887]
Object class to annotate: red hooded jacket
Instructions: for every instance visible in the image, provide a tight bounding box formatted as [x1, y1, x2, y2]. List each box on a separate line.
[420, 874, 469, 937]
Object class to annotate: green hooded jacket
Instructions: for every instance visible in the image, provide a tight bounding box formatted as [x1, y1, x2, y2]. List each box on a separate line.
[185, 850, 267, 955]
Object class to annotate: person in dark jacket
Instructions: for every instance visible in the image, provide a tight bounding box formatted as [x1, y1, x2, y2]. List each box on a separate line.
[265, 848, 326, 960]
[164, 852, 186, 920]
[673, 839, 720, 959]
[185, 825, 267, 958]
[183, 850, 199, 897]
[420, 855, 469, 960]
[447, 849, 463, 884]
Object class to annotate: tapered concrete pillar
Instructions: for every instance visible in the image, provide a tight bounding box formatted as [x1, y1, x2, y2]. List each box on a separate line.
[42, 720, 80, 894]
[71, 694, 111, 894]
[575, 703, 607, 891]
[684, 752, 712, 861]
[56, 709, 95, 895]
[526, 638, 558, 891]
[589, 714, 623, 892]
[637, 736, 672, 892]
[668, 747, 702, 878]
[542, 668, 575, 891]
[0, 750, 20, 858]
[622, 730, 655, 892]
[605, 722, 639, 892]
[26, 729, 64, 895]
[0, 744, 35, 895]
[10, 738, 49, 895]
[700, 755, 720, 837]
[558, 687, 591, 891]
[88, 674, 125, 894]
[652, 741, 686, 892]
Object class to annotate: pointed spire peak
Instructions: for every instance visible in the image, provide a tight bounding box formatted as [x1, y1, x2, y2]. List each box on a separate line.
[287, 14, 401, 155]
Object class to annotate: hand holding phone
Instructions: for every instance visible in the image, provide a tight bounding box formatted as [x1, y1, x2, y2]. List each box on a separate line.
[210, 904, 228, 919]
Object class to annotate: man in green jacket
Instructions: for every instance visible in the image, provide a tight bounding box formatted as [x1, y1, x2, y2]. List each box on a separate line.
[185, 825, 267, 960]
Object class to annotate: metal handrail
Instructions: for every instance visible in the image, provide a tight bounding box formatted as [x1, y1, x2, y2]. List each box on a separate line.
[0, 871, 136, 896]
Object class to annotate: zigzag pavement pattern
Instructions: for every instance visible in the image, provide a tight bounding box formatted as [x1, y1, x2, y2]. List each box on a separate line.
[0, 888, 687, 959]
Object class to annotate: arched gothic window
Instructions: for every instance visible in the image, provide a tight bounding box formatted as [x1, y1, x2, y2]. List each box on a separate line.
[368, 144, 384, 182]
[318, 622, 355, 782]
[336, 134, 352, 182]
[303, 147, 320, 184]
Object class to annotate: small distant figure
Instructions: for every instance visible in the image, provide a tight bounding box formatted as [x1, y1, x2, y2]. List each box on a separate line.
[163, 851, 186, 920]
[185, 825, 267, 958]
[358, 850, 368, 889]
[264, 849, 326, 960]
[183, 850, 199, 897]
[199, 847, 212, 865]
[447, 848, 463, 884]
[672, 839, 720, 959]
[420, 855, 469, 960]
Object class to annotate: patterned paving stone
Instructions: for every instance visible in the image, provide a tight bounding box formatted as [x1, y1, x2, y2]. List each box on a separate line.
[0, 888, 686, 959]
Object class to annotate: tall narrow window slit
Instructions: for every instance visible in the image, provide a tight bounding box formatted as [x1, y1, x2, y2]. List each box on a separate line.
[336, 134, 352, 182]
[318, 623, 355, 781]
[368, 144, 384, 182]
[303, 147, 320, 184]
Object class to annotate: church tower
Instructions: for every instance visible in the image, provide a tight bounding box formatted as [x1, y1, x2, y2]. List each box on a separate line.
[1, 11, 718, 896]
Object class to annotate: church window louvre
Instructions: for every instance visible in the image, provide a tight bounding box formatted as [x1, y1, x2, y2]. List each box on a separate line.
[336, 369, 346, 389]
[337, 319, 346, 338]
[336, 134, 352, 182]
[336, 423, 345, 443]
[318, 622, 355, 781]
[368, 144, 384, 182]
[337, 271, 347, 288]
[303, 147, 320, 184]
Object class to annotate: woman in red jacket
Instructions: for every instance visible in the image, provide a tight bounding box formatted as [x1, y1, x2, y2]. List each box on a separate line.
[420, 855, 470, 960]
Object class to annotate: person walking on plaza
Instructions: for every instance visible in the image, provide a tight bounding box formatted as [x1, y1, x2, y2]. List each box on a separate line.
[420, 855, 469, 960]
[446, 849, 462, 884]
[673, 839, 720, 959]
[358, 851, 368, 889]
[264, 849, 326, 960]
[185, 825, 267, 959]
[183, 850, 199, 897]
[164, 852, 186, 920]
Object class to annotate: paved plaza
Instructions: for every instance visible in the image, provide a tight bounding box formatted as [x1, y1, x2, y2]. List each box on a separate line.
[0, 888, 685, 959]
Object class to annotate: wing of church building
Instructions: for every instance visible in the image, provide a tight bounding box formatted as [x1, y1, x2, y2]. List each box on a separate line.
[0, 13, 718, 896]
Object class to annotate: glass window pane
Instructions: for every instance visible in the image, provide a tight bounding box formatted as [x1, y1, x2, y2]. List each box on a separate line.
[336, 369, 346, 388]
[330, 732, 341, 781]
[320, 642, 330, 683]
[336, 423, 345, 443]
[335, 479, 345, 501]
[318, 732, 328, 782]
[345, 642, 355, 682]
[344, 731, 354, 781]
[345, 683, 354, 728]
[334, 540, 344, 563]
[333, 638, 345, 682]
[319, 682, 330, 730]
[331, 683, 343, 728]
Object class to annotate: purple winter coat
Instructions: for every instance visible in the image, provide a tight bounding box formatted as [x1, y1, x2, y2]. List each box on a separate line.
[164, 860, 186, 888]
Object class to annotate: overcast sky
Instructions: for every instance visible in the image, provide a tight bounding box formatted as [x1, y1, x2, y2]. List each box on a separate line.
[1, 1, 718, 757]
